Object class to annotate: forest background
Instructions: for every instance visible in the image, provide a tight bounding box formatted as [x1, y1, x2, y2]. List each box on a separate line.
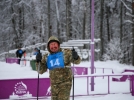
[0, 0, 134, 66]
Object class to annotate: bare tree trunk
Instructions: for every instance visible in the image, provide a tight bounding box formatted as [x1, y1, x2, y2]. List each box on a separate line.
[22, 3, 25, 46]
[132, 1, 134, 66]
[66, 0, 69, 40]
[18, 5, 23, 47]
[82, 0, 87, 49]
[106, 5, 110, 42]
[11, 1, 17, 48]
[48, 0, 51, 38]
[55, 0, 60, 39]
[66, 0, 72, 40]
[100, 0, 104, 59]
[120, 2, 123, 44]
[40, 16, 42, 41]
[82, 0, 86, 40]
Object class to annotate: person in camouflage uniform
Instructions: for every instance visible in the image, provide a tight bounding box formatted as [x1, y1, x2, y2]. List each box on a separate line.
[36, 36, 81, 100]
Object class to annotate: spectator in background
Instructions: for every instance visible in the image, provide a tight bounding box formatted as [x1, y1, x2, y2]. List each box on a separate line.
[16, 47, 24, 64]
[33, 48, 39, 55]
[16, 47, 24, 58]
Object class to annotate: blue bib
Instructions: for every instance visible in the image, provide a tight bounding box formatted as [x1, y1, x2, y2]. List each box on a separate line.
[19, 50, 23, 54]
[47, 52, 64, 70]
[33, 52, 38, 55]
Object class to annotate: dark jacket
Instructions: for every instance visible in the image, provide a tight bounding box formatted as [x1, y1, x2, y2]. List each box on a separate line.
[16, 49, 24, 58]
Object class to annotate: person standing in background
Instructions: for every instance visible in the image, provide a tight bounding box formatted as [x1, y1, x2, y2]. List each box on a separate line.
[23, 50, 26, 66]
[16, 47, 24, 64]
[33, 48, 39, 55]
[16, 47, 24, 58]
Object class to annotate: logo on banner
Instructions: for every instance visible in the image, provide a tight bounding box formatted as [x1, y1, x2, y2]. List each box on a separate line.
[46, 86, 51, 95]
[14, 81, 27, 95]
[9, 81, 32, 99]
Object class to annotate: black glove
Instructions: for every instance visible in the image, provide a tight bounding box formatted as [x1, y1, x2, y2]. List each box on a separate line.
[72, 48, 78, 60]
[36, 53, 42, 63]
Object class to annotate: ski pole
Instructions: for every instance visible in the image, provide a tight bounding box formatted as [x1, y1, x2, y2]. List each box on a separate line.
[72, 63, 74, 100]
[37, 62, 40, 100]
[72, 46, 75, 100]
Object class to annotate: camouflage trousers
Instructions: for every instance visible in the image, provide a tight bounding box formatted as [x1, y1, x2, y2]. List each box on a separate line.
[51, 81, 72, 100]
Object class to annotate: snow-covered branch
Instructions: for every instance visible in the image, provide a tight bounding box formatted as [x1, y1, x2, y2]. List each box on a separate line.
[55, 0, 60, 22]
[126, 12, 134, 17]
[121, 0, 132, 13]
[124, 20, 133, 24]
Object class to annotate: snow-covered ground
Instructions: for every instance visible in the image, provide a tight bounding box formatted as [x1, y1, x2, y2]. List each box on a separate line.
[0, 60, 134, 100]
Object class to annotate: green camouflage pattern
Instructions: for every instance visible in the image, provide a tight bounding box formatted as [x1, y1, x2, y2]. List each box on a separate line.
[47, 36, 60, 47]
[36, 36, 81, 100]
[51, 81, 72, 100]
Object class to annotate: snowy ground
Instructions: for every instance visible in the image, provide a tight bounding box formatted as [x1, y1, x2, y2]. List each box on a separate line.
[0, 60, 134, 100]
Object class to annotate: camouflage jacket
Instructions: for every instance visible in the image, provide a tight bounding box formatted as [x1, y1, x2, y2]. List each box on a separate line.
[36, 48, 81, 84]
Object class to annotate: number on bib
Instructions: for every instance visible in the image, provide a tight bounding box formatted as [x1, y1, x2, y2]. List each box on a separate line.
[50, 58, 60, 66]
[47, 52, 64, 70]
